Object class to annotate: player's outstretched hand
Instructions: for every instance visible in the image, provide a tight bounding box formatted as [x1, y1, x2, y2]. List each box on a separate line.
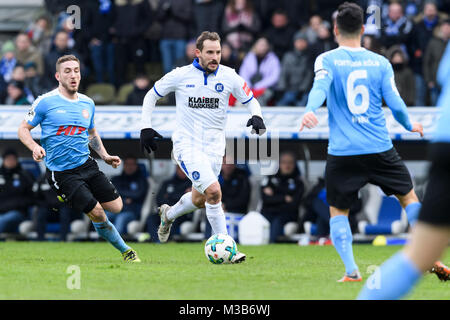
[140, 128, 163, 154]
[299, 111, 319, 131]
[104, 155, 121, 168]
[246, 115, 266, 135]
[32, 145, 46, 162]
[411, 122, 424, 138]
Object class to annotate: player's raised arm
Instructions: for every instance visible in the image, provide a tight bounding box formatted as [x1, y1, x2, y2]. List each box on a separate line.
[381, 61, 423, 137]
[140, 69, 178, 154]
[300, 54, 333, 131]
[88, 127, 121, 168]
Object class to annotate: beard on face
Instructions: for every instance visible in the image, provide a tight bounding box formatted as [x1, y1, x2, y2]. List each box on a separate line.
[199, 57, 219, 73]
[61, 79, 79, 94]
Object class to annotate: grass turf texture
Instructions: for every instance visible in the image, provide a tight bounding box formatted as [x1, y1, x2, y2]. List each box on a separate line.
[0, 242, 448, 300]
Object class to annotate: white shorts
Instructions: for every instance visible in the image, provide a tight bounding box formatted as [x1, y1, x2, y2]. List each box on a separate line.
[172, 145, 223, 194]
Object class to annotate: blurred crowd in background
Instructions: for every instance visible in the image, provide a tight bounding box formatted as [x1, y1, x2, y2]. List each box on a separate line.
[0, 0, 449, 107]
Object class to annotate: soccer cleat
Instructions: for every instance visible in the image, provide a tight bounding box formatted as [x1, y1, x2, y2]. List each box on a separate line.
[122, 249, 141, 263]
[230, 251, 246, 264]
[157, 204, 173, 243]
[430, 261, 450, 281]
[337, 270, 362, 282]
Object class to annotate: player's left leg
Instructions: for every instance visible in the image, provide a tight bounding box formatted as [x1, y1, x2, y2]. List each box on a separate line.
[396, 189, 421, 227]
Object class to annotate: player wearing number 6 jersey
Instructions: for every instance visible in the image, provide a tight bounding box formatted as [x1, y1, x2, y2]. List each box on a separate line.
[299, 2, 448, 282]
[140, 31, 266, 263]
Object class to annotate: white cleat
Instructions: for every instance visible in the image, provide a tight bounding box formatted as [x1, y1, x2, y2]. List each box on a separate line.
[157, 204, 173, 243]
[231, 251, 246, 264]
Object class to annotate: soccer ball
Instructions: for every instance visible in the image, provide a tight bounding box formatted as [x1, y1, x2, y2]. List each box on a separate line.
[204, 233, 237, 264]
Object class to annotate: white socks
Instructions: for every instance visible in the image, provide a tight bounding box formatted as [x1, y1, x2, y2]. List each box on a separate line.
[166, 192, 198, 221]
[205, 201, 228, 235]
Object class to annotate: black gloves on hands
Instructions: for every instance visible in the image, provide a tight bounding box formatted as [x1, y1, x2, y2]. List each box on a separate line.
[140, 128, 163, 154]
[246, 115, 266, 135]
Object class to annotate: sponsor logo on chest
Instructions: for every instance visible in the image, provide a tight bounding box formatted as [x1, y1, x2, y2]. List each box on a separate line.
[188, 96, 220, 109]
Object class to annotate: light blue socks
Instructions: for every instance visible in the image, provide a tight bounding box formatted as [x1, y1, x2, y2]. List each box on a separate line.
[92, 219, 130, 253]
[358, 252, 422, 300]
[405, 202, 421, 227]
[330, 215, 358, 275]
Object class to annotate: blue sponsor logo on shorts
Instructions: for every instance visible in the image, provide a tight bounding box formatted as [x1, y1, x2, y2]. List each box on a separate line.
[215, 83, 224, 92]
[192, 171, 200, 181]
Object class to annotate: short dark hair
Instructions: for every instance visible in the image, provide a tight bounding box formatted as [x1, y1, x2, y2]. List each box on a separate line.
[56, 54, 80, 71]
[336, 2, 364, 36]
[196, 31, 221, 51]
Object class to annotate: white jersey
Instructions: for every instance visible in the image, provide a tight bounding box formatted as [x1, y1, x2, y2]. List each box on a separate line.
[152, 58, 255, 157]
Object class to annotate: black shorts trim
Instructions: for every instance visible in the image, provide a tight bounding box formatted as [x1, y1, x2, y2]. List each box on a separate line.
[418, 143, 450, 226]
[326, 147, 413, 209]
[46, 158, 119, 213]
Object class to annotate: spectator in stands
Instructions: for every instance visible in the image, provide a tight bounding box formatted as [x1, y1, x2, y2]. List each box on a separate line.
[253, 0, 310, 30]
[260, 151, 304, 243]
[411, 1, 448, 106]
[220, 41, 240, 71]
[362, 34, 384, 55]
[238, 37, 280, 106]
[0, 41, 17, 83]
[380, 2, 413, 49]
[0, 148, 34, 233]
[220, 161, 251, 214]
[193, 0, 225, 36]
[26, 15, 53, 56]
[301, 15, 326, 46]
[147, 166, 192, 242]
[275, 31, 313, 107]
[24, 62, 45, 98]
[174, 40, 197, 68]
[126, 74, 152, 106]
[113, 0, 152, 85]
[43, 31, 84, 89]
[222, 0, 261, 56]
[84, 0, 116, 85]
[423, 18, 450, 105]
[5, 80, 30, 105]
[386, 45, 416, 106]
[156, 0, 193, 74]
[109, 156, 149, 235]
[10, 64, 34, 104]
[14, 33, 44, 76]
[310, 23, 338, 61]
[263, 9, 297, 60]
[33, 173, 81, 241]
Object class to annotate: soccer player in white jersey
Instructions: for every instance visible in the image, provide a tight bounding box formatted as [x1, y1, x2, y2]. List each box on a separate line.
[299, 2, 448, 282]
[140, 31, 266, 263]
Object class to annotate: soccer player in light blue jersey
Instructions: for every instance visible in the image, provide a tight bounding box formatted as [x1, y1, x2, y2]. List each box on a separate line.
[358, 41, 450, 299]
[17, 55, 140, 262]
[299, 2, 432, 282]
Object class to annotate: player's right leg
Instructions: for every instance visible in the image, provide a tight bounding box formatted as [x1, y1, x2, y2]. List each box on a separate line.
[326, 154, 366, 281]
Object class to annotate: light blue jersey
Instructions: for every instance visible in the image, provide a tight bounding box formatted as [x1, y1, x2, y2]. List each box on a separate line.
[25, 88, 95, 171]
[434, 41, 450, 143]
[305, 46, 412, 156]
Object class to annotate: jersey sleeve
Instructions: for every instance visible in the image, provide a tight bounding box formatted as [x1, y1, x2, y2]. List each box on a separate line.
[305, 53, 333, 113]
[381, 60, 412, 131]
[25, 97, 47, 127]
[231, 70, 254, 105]
[89, 102, 95, 129]
[152, 68, 180, 97]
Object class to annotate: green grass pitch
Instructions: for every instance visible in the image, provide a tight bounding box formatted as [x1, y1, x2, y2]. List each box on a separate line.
[0, 242, 448, 300]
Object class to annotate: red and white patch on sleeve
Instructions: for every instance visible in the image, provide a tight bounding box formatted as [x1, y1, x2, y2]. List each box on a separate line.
[243, 82, 251, 96]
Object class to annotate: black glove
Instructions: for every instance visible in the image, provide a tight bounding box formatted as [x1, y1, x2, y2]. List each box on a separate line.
[246, 115, 266, 135]
[140, 128, 163, 154]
